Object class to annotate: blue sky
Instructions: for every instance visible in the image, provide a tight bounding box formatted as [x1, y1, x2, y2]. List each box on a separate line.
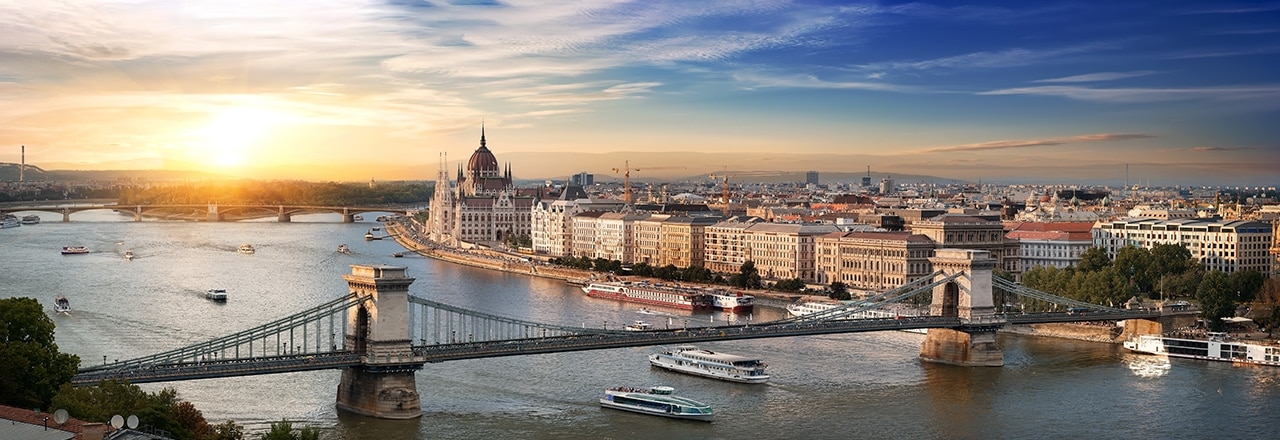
[0, 0, 1277, 185]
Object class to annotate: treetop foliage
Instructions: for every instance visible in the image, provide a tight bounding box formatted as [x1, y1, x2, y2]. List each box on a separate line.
[117, 180, 433, 206]
[0, 297, 80, 410]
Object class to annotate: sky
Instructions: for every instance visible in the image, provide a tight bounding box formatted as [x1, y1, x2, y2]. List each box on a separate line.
[1, 0, 1278, 186]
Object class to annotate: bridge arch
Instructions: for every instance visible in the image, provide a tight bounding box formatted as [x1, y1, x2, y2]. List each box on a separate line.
[922, 249, 1003, 367]
[336, 265, 422, 419]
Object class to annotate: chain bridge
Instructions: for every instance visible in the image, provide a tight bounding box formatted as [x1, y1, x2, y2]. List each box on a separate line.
[0, 202, 411, 222]
[71, 249, 1163, 419]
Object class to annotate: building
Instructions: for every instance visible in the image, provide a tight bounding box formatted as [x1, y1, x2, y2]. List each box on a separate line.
[594, 212, 650, 263]
[571, 172, 594, 187]
[879, 176, 895, 194]
[530, 186, 625, 256]
[743, 223, 840, 282]
[910, 213, 1020, 275]
[705, 217, 766, 274]
[427, 128, 536, 246]
[805, 170, 819, 185]
[1092, 218, 1274, 274]
[658, 216, 721, 269]
[1004, 221, 1096, 271]
[632, 214, 673, 265]
[815, 231, 937, 292]
[570, 211, 607, 258]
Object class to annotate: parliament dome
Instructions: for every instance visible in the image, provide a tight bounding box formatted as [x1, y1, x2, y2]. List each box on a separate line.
[467, 145, 499, 173]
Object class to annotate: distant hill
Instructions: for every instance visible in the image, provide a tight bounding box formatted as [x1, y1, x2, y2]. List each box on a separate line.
[0, 163, 226, 182]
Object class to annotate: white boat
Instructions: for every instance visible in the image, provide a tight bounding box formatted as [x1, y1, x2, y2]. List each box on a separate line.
[624, 320, 654, 331]
[1, 215, 20, 229]
[353, 215, 364, 221]
[61, 246, 90, 255]
[53, 295, 71, 314]
[786, 301, 927, 334]
[375, 215, 388, 222]
[599, 386, 713, 422]
[337, 244, 351, 254]
[581, 281, 713, 310]
[205, 289, 228, 302]
[237, 244, 255, 254]
[21, 215, 40, 225]
[1124, 333, 1280, 367]
[124, 250, 134, 261]
[364, 231, 375, 241]
[649, 346, 770, 384]
[708, 290, 754, 313]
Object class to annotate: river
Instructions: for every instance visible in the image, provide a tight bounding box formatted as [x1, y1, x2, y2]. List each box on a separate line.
[2, 212, 1277, 439]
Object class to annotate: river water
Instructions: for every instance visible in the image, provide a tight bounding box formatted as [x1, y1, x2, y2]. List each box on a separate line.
[2, 211, 1277, 439]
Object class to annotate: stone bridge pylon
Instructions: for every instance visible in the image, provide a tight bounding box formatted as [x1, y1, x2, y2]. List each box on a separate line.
[336, 265, 424, 419]
[920, 249, 1003, 367]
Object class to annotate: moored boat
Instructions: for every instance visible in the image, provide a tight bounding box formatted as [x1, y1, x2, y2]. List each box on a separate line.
[238, 244, 255, 254]
[364, 231, 375, 241]
[624, 320, 654, 331]
[61, 246, 90, 255]
[649, 345, 770, 384]
[1124, 333, 1280, 367]
[786, 301, 927, 334]
[1, 215, 20, 229]
[599, 386, 713, 422]
[708, 289, 753, 313]
[205, 289, 228, 302]
[53, 295, 71, 314]
[582, 281, 713, 310]
[21, 214, 40, 225]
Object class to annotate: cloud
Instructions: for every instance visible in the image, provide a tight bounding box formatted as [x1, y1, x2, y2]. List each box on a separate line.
[732, 72, 918, 92]
[924, 133, 1156, 153]
[852, 42, 1116, 75]
[1032, 71, 1157, 83]
[1191, 146, 1256, 152]
[979, 85, 1280, 103]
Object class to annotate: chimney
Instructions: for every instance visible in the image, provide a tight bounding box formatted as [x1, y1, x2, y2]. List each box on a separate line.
[20, 145, 25, 182]
[81, 422, 107, 440]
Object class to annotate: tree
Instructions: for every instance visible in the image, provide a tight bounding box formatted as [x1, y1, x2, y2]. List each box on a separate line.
[52, 380, 193, 440]
[773, 278, 807, 292]
[1227, 270, 1265, 303]
[260, 420, 320, 440]
[208, 420, 246, 440]
[0, 297, 80, 410]
[1113, 246, 1153, 293]
[1077, 247, 1111, 272]
[1258, 278, 1280, 305]
[829, 282, 850, 300]
[1197, 270, 1236, 331]
[730, 261, 762, 289]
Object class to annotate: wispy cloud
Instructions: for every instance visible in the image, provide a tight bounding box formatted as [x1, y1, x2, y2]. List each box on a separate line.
[924, 133, 1156, 153]
[1191, 146, 1257, 152]
[732, 72, 918, 92]
[851, 42, 1117, 76]
[979, 85, 1280, 103]
[1032, 71, 1157, 83]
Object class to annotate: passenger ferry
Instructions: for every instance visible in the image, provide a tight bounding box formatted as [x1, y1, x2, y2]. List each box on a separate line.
[53, 295, 71, 314]
[708, 290, 754, 313]
[649, 346, 770, 384]
[21, 215, 40, 225]
[1124, 333, 1280, 367]
[787, 301, 927, 334]
[205, 289, 228, 302]
[61, 246, 90, 255]
[237, 244, 255, 254]
[624, 320, 654, 331]
[598, 386, 713, 422]
[1, 215, 20, 229]
[582, 281, 713, 310]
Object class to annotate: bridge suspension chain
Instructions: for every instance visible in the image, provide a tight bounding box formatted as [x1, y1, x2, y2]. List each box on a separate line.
[80, 293, 366, 373]
[992, 278, 1125, 313]
[407, 295, 619, 346]
[775, 271, 961, 323]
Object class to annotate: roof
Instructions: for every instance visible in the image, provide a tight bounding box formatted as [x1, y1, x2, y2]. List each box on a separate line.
[0, 405, 83, 440]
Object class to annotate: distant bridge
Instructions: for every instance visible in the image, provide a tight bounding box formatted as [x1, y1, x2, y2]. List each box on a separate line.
[0, 203, 416, 222]
[72, 249, 1165, 419]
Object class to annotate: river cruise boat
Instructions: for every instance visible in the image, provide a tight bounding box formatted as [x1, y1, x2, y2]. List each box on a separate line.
[1124, 333, 1280, 367]
[787, 301, 927, 334]
[205, 289, 228, 302]
[582, 281, 713, 310]
[237, 244, 255, 254]
[21, 215, 40, 225]
[53, 295, 71, 314]
[1, 215, 19, 229]
[624, 320, 654, 331]
[61, 246, 90, 255]
[599, 386, 713, 422]
[649, 346, 770, 384]
[708, 290, 753, 313]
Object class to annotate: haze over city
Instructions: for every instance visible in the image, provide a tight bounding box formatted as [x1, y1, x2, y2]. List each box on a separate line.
[1, 1, 1277, 185]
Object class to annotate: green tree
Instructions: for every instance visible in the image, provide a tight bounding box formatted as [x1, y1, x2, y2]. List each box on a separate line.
[730, 261, 762, 289]
[260, 420, 320, 440]
[208, 420, 246, 440]
[829, 282, 850, 300]
[0, 297, 80, 410]
[1227, 270, 1265, 303]
[1077, 247, 1111, 272]
[52, 380, 193, 440]
[1197, 270, 1236, 331]
[1113, 246, 1153, 293]
[773, 278, 807, 292]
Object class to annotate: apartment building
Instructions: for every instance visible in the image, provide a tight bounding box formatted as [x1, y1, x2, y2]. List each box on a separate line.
[744, 223, 840, 282]
[1092, 218, 1273, 274]
[815, 231, 937, 292]
[705, 218, 765, 274]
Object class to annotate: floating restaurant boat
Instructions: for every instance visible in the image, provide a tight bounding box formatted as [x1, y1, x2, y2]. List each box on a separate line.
[61, 246, 90, 255]
[205, 289, 228, 302]
[649, 345, 770, 384]
[624, 320, 654, 331]
[237, 244, 255, 254]
[1124, 333, 1280, 367]
[598, 386, 713, 422]
[582, 281, 713, 310]
[708, 290, 754, 313]
[786, 301, 927, 334]
[53, 295, 71, 314]
[21, 215, 40, 225]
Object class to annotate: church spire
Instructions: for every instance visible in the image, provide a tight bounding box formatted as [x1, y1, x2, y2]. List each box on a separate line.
[480, 123, 486, 148]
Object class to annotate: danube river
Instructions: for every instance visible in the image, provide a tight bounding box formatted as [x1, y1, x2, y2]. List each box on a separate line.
[3, 211, 1278, 439]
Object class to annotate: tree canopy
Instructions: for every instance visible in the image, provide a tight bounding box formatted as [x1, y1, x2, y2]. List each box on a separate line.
[0, 297, 80, 410]
[52, 380, 209, 440]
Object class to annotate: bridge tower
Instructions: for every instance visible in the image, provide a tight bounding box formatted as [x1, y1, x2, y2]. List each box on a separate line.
[920, 249, 1003, 367]
[207, 203, 222, 222]
[335, 265, 423, 419]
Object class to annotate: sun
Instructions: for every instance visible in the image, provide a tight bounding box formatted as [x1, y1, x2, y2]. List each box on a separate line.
[197, 107, 276, 167]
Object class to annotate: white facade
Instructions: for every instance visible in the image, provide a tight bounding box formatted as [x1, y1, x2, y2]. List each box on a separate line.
[1092, 218, 1273, 274]
[530, 189, 625, 256]
[743, 223, 839, 282]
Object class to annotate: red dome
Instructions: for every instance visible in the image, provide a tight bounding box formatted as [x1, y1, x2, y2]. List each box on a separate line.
[466, 145, 499, 173]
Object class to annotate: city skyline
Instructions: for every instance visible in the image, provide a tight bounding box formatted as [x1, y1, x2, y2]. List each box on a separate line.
[1, 1, 1278, 185]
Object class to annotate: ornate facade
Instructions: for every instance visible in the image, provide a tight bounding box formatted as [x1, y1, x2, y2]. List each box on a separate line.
[428, 129, 535, 246]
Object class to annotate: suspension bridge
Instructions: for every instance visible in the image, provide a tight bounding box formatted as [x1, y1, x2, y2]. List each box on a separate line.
[71, 249, 1164, 419]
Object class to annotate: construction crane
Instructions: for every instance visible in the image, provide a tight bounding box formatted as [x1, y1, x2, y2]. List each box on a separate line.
[611, 161, 685, 204]
[709, 166, 734, 216]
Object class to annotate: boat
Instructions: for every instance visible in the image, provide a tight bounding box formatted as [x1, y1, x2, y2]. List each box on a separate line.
[649, 345, 770, 384]
[1124, 333, 1280, 367]
[1, 215, 19, 229]
[237, 244, 255, 254]
[708, 290, 754, 313]
[624, 320, 654, 331]
[364, 231, 375, 241]
[786, 301, 927, 334]
[353, 215, 364, 221]
[391, 252, 403, 258]
[581, 281, 713, 310]
[53, 295, 71, 314]
[598, 386, 713, 422]
[375, 215, 388, 222]
[21, 215, 40, 225]
[372, 227, 381, 231]
[337, 244, 351, 254]
[61, 246, 90, 255]
[124, 250, 134, 261]
[205, 289, 228, 302]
